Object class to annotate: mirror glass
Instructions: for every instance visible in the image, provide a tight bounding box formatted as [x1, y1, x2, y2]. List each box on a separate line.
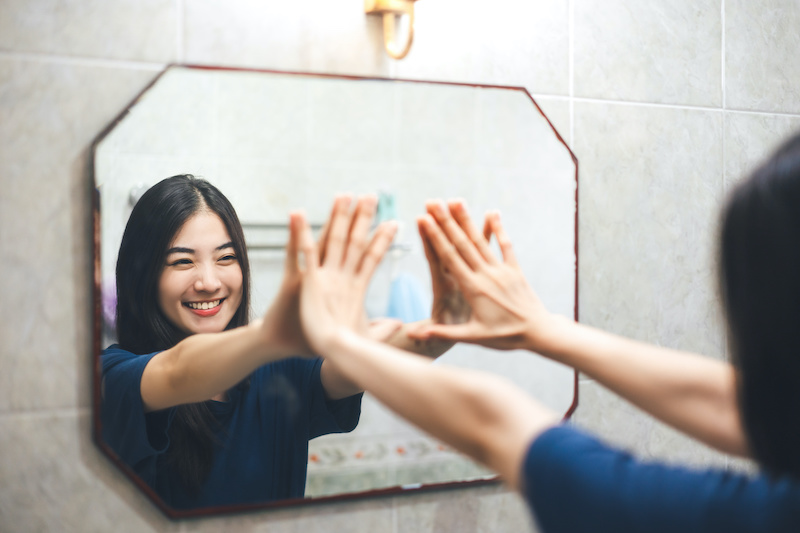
[93, 65, 578, 517]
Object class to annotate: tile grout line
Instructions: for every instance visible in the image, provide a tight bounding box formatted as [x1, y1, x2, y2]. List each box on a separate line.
[570, 96, 800, 118]
[0, 50, 165, 71]
[721, 0, 727, 111]
[721, 0, 729, 473]
[0, 407, 91, 420]
[569, 0, 575, 145]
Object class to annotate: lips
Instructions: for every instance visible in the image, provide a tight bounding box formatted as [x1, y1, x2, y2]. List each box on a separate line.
[184, 298, 224, 317]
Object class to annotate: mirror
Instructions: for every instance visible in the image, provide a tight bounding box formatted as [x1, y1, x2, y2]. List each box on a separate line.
[92, 65, 578, 517]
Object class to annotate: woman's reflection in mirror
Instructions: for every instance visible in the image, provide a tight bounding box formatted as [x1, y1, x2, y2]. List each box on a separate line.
[297, 131, 800, 532]
[101, 175, 408, 509]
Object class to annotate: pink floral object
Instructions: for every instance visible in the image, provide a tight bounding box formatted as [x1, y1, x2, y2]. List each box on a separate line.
[103, 277, 117, 330]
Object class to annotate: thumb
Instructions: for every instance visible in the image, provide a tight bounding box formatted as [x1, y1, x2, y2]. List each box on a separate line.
[407, 323, 476, 342]
[364, 318, 404, 342]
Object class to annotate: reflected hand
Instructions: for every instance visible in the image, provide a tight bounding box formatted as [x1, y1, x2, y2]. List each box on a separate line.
[258, 213, 313, 357]
[407, 200, 554, 352]
[295, 196, 398, 353]
[418, 209, 471, 327]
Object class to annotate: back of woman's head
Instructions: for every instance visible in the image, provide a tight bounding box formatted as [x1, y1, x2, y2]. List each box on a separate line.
[115, 174, 251, 354]
[720, 131, 800, 478]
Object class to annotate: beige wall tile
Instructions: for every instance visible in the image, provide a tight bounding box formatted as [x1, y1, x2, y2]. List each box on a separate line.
[531, 97, 571, 148]
[0, 0, 177, 62]
[0, 412, 179, 532]
[0, 59, 159, 412]
[394, 484, 539, 533]
[574, 0, 722, 106]
[395, 0, 569, 95]
[724, 112, 800, 189]
[574, 101, 726, 358]
[183, 0, 389, 78]
[179, 498, 394, 533]
[726, 0, 800, 114]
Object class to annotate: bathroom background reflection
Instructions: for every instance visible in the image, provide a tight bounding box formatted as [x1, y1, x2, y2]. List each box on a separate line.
[94, 66, 577, 508]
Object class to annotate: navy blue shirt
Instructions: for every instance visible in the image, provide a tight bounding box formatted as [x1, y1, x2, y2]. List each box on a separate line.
[523, 425, 800, 532]
[101, 345, 362, 510]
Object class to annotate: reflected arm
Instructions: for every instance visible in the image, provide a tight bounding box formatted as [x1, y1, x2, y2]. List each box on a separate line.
[140, 319, 287, 412]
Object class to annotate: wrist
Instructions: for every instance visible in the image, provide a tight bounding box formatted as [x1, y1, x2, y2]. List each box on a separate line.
[322, 327, 357, 356]
[250, 319, 295, 361]
[523, 313, 576, 357]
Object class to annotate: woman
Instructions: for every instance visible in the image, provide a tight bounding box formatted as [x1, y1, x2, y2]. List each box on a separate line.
[101, 175, 442, 510]
[294, 132, 800, 531]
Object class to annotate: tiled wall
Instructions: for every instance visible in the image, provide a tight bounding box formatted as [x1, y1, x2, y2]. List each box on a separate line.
[1, 1, 799, 532]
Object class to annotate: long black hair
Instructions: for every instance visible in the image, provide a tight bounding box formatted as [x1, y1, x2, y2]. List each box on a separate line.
[720, 131, 800, 478]
[116, 174, 251, 496]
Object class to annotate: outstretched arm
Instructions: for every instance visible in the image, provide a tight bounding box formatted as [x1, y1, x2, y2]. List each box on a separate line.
[406, 200, 749, 457]
[293, 210, 559, 488]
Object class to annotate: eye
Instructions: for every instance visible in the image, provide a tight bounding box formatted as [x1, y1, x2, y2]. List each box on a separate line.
[168, 258, 193, 267]
[218, 254, 238, 264]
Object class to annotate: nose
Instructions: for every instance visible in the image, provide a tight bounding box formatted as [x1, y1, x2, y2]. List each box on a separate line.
[193, 264, 222, 293]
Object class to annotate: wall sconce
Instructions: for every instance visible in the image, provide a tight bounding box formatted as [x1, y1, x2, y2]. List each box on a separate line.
[365, 0, 419, 60]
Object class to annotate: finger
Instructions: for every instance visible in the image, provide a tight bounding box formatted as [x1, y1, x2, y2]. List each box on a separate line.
[356, 220, 397, 283]
[293, 211, 319, 274]
[323, 194, 353, 267]
[406, 322, 476, 342]
[417, 217, 444, 291]
[486, 211, 518, 266]
[426, 200, 485, 270]
[316, 215, 331, 264]
[418, 214, 477, 288]
[365, 318, 404, 342]
[316, 195, 345, 264]
[482, 214, 492, 242]
[285, 211, 300, 275]
[343, 195, 378, 273]
[447, 199, 499, 265]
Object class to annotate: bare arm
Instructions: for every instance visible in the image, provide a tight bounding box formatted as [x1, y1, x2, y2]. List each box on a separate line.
[141, 319, 282, 411]
[537, 317, 745, 456]
[408, 201, 749, 457]
[325, 331, 557, 488]
[294, 210, 558, 487]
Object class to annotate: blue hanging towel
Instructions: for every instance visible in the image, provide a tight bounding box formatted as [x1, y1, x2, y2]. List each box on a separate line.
[385, 273, 430, 323]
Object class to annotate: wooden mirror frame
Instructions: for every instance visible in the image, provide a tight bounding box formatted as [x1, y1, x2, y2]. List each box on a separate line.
[90, 64, 579, 519]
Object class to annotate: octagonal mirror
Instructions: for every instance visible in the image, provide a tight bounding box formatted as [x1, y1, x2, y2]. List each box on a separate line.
[92, 65, 578, 518]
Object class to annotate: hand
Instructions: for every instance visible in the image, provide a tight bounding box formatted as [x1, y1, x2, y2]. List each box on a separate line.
[257, 212, 313, 357]
[407, 200, 555, 352]
[418, 209, 471, 326]
[295, 196, 398, 354]
[364, 317, 404, 342]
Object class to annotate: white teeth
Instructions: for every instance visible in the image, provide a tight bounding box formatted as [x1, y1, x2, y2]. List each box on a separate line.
[188, 300, 221, 310]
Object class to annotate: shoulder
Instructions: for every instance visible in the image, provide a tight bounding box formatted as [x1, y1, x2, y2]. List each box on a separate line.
[523, 425, 800, 533]
[101, 344, 161, 376]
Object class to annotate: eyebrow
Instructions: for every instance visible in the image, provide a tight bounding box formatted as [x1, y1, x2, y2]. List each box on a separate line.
[165, 241, 235, 255]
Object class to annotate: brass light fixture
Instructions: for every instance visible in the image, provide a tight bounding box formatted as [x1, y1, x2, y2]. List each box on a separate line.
[365, 0, 419, 60]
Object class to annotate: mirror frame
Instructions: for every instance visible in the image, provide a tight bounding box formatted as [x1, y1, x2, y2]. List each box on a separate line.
[90, 64, 579, 519]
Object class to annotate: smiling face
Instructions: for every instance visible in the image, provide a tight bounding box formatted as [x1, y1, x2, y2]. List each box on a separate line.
[158, 210, 244, 335]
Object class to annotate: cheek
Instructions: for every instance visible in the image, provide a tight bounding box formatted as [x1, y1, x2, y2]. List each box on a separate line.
[157, 271, 179, 310]
[228, 268, 244, 303]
